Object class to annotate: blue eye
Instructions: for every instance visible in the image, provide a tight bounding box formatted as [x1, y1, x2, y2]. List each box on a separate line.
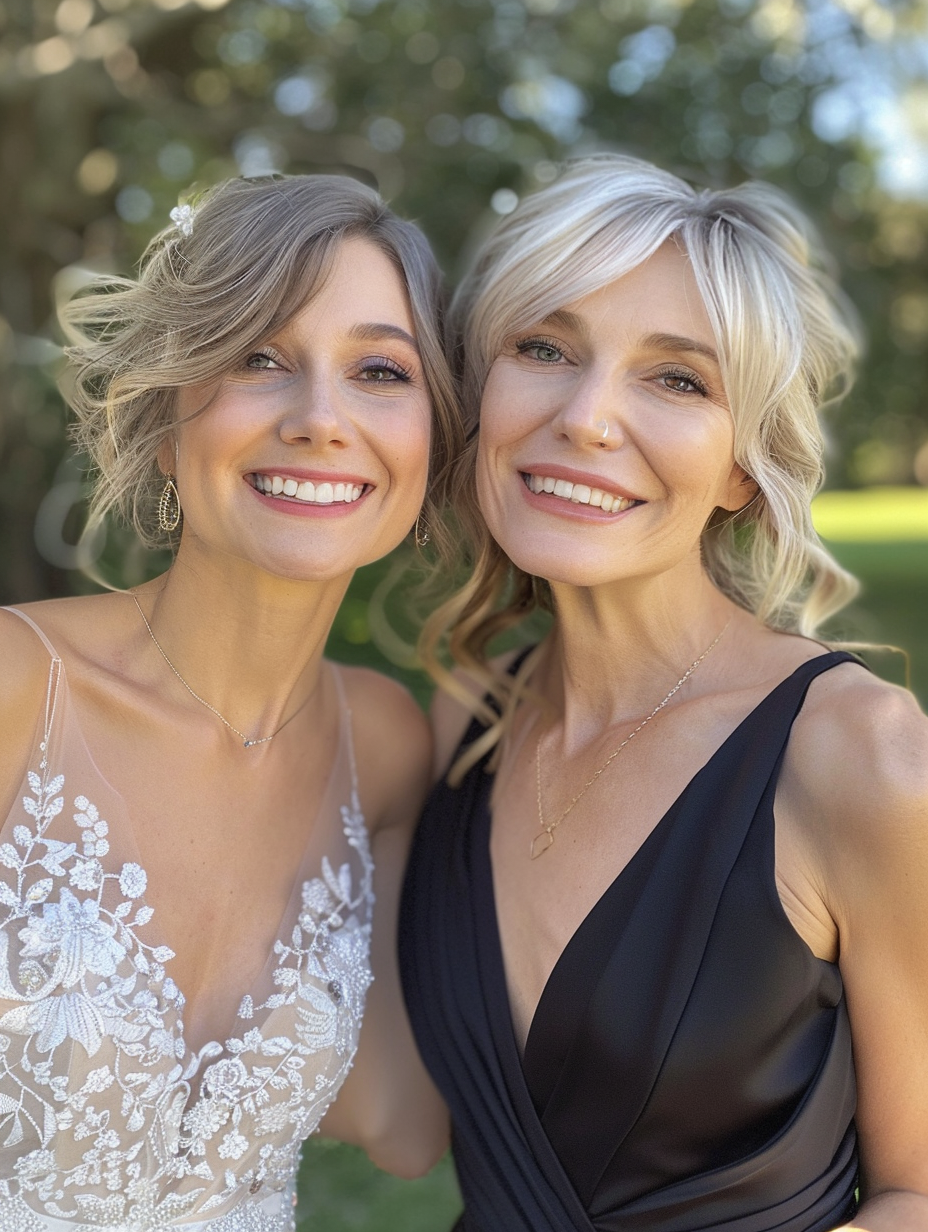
[245, 352, 282, 370]
[516, 338, 565, 364]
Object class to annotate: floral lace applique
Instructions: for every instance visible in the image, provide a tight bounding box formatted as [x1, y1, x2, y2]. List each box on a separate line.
[0, 761, 373, 1229]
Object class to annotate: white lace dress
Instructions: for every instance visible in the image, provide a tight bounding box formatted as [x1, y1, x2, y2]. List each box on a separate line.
[0, 609, 375, 1231]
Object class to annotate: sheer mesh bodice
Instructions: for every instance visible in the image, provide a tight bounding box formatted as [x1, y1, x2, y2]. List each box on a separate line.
[0, 608, 375, 1231]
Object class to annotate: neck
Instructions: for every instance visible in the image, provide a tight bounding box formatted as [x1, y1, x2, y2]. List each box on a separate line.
[134, 541, 352, 742]
[540, 562, 737, 754]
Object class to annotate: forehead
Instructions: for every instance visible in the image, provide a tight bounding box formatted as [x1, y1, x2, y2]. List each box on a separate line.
[556, 240, 715, 346]
[299, 236, 413, 322]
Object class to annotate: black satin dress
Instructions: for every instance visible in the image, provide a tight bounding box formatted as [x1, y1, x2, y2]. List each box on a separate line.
[400, 652, 861, 1232]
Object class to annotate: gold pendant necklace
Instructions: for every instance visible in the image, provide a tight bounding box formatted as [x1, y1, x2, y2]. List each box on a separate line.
[531, 622, 730, 858]
[133, 594, 306, 748]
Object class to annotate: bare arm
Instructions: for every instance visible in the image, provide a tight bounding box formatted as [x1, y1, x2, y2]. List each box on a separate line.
[317, 668, 449, 1177]
[784, 669, 928, 1230]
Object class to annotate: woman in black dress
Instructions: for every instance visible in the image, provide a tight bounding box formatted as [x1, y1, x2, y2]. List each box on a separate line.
[400, 155, 928, 1232]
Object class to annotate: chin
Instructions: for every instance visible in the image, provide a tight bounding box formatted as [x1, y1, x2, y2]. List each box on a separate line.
[494, 543, 618, 589]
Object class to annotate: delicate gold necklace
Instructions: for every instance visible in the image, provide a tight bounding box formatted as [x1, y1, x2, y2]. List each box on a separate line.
[133, 594, 307, 749]
[531, 622, 730, 858]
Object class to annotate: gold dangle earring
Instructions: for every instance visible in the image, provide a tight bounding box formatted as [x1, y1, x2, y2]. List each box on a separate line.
[414, 513, 430, 549]
[158, 475, 181, 533]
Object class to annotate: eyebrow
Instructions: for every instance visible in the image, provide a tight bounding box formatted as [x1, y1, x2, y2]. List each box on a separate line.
[639, 332, 719, 365]
[348, 322, 420, 351]
[538, 309, 586, 334]
[534, 317, 719, 366]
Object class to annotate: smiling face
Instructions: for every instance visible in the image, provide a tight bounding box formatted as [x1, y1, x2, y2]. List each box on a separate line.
[475, 240, 751, 591]
[166, 237, 432, 583]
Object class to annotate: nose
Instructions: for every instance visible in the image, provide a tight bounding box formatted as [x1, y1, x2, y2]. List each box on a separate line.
[278, 372, 351, 448]
[550, 370, 625, 452]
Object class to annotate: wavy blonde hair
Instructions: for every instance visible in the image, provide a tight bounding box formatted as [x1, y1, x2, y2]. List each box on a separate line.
[421, 155, 863, 777]
[61, 174, 463, 561]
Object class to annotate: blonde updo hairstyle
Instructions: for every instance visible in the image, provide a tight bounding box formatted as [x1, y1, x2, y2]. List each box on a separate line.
[423, 155, 862, 772]
[62, 174, 463, 560]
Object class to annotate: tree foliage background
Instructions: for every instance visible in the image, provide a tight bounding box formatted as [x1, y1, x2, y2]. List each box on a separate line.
[0, 0, 926, 605]
[1, 0, 926, 1220]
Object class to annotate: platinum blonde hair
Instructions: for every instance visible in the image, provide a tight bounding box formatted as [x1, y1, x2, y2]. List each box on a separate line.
[422, 155, 863, 776]
[61, 174, 463, 557]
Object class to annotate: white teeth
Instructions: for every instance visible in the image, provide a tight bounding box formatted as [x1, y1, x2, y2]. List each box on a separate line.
[254, 474, 365, 506]
[525, 473, 634, 514]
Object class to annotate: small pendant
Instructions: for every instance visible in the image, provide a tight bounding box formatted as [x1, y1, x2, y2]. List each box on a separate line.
[243, 739, 254, 748]
[530, 830, 554, 859]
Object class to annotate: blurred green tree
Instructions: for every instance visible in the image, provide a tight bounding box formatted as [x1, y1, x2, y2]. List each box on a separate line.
[0, 0, 926, 606]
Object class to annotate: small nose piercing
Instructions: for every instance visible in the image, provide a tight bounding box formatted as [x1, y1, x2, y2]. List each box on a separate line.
[597, 419, 609, 441]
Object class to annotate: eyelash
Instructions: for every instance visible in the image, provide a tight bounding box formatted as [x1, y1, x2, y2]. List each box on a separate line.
[515, 336, 567, 364]
[244, 349, 284, 371]
[242, 351, 412, 382]
[653, 365, 709, 397]
[357, 356, 412, 382]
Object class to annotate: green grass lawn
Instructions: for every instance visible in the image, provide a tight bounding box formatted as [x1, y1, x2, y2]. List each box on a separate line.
[296, 1141, 461, 1231]
[301, 492, 926, 1231]
[821, 541, 927, 705]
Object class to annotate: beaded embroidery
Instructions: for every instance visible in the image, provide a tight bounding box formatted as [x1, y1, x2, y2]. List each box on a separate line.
[0, 651, 374, 1229]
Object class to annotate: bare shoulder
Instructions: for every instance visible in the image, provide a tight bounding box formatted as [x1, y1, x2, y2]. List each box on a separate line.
[335, 664, 432, 834]
[786, 660, 928, 860]
[0, 605, 62, 746]
[0, 604, 76, 806]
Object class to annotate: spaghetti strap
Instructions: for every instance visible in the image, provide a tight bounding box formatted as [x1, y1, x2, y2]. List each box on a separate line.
[331, 662, 360, 801]
[2, 606, 63, 757]
[3, 605, 62, 662]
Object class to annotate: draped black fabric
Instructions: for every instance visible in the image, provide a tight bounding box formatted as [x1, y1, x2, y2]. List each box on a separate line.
[400, 652, 861, 1232]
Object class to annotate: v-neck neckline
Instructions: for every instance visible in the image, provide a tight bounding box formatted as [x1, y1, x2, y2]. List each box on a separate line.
[52, 654, 351, 1064]
[479, 652, 848, 1077]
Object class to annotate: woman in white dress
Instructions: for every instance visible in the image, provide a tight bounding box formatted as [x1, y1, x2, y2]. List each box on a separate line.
[0, 175, 455, 1229]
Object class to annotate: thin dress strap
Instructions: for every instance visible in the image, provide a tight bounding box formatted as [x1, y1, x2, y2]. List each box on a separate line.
[330, 662, 360, 804]
[3, 605, 61, 661]
[2, 606, 63, 763]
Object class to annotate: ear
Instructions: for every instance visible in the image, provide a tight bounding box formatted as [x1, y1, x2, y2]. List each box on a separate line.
[719, 464, 760, 513]
[156, 435, 177, 478]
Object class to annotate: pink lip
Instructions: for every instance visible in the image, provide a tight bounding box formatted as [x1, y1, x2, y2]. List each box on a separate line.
[518, 462, 645, 504]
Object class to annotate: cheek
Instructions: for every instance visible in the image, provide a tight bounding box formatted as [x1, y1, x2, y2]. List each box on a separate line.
[393, 404, 432, 466]
[638, 411, 736, 488]
[474, 439, 509, 539]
